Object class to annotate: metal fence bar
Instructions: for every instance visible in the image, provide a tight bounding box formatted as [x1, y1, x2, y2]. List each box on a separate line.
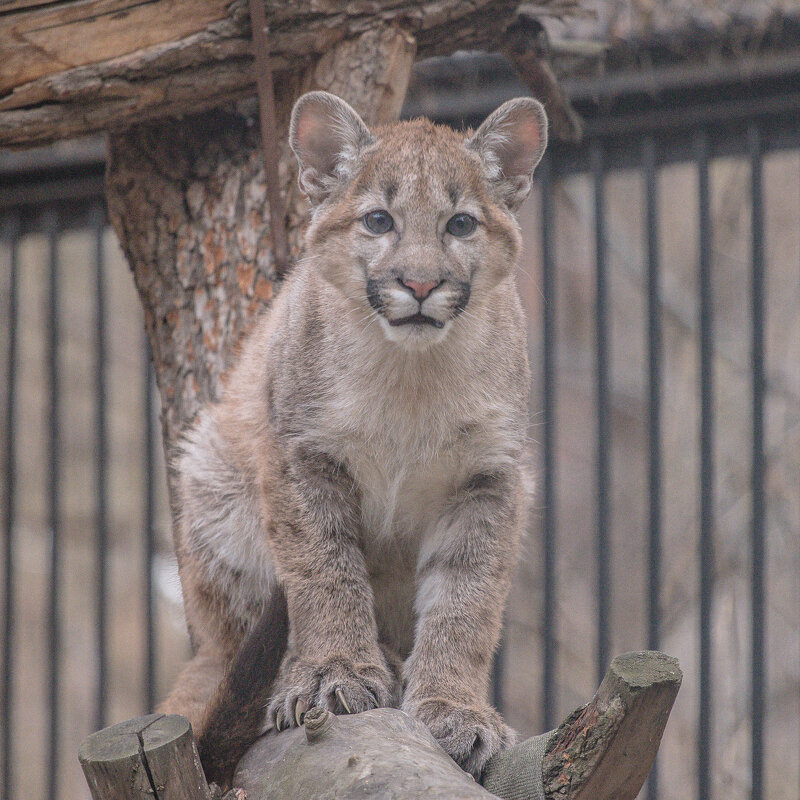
[44, 208, 62, 800]
[642, 134, 663, 800]
[92, 204, 108, 731]
[143, 338, 157, 713]
[2, 212, 21, 800]
[747, 121, 765, 800]
[591, 141, 611, 684]
[695, 129, 714, 800]
[643, 135, 663, 653]
[539, 152, 557, 730]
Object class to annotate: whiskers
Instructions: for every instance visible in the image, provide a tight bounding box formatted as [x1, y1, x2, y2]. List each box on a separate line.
[454, 305, 482, 327]
[337, 290, 383, 337]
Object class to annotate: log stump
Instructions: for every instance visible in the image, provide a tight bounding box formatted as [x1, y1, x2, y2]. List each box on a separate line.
[79, 714, 211, 800]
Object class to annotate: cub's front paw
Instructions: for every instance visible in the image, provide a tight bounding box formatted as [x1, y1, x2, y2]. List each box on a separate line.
[267, 653, 398, 731]
[405, 698, 517, 779]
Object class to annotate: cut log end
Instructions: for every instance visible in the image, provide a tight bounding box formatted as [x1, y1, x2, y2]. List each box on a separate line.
[542, 650, 682, 800]
[79, 713, 212, 800]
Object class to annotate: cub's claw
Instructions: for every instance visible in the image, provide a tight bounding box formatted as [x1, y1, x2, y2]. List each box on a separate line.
[294, 698, 308, 726]
[267, 652, 399, 732]
[404, 698, 517, 779]
[335, 687, 352, 714]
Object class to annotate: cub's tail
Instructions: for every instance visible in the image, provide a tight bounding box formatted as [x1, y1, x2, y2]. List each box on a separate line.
[197, 587, 288, 790]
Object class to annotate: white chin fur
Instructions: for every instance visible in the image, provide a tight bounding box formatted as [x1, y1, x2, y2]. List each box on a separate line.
[377, 316, 451, 350]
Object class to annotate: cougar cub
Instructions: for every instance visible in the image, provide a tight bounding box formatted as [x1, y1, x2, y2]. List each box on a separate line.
[163, 90, 547, 784]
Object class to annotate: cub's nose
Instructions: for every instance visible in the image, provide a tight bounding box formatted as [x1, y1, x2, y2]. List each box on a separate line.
[399, 278, 441, 301]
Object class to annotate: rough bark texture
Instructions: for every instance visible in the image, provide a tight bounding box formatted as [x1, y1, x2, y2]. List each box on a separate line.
[106, 25, 416, 455]
[0, 0, 579, 147]
[541, 652, 682, 800]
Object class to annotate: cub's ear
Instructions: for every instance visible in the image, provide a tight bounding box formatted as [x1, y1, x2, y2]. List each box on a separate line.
[466, 97, 548, 212]
[289, 91, 374, 205]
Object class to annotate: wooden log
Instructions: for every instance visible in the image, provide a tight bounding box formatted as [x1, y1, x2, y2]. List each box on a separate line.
[79, 713, 212, 800]
[0, 0, 580, 148]
[235, 707, 494, 799]
[78, 652, 681, 799]
[540, 651, 682, 800]
[230, 651, 680, 800]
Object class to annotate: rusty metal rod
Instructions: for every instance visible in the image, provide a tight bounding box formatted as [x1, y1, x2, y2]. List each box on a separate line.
[248, 0, 289, 274]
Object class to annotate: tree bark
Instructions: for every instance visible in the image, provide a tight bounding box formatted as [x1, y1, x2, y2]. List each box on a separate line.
[0, 0, 579, 148]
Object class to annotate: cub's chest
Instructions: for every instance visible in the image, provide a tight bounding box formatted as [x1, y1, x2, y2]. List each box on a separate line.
[342, 428, 463, 543]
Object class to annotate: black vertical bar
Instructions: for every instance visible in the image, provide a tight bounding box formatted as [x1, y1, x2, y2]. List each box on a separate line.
[643, 136, 662, 653]
[143, 337, 157, 713]
[45, 208, 61, 800]
[696, 129, 714, 800]
[540, 152, 557, 730]
[591, 141, 611, 685]
[2, 212, 21, 800]
[748, 122, 766, 800]
[643, 135, 662, 800]
[92, 204, 108, 731]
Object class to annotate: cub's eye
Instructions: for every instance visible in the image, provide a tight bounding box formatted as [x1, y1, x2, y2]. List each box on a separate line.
[446, 213, 477, 237]
[363, 209, 394, 235]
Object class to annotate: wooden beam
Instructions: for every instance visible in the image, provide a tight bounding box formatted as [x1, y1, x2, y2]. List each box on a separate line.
[1, 0, 232, 93]
[0, 0, 579, 148]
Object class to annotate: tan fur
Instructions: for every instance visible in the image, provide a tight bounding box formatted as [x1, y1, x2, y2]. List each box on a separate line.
[163, 91, 547, 779]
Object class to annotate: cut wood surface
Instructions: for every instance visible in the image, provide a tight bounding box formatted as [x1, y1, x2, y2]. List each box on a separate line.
[0, 0, 580, 147]
[79, 713, 212, 800]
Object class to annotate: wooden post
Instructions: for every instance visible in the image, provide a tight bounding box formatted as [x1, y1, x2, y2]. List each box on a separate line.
[79, 714, 212, 800]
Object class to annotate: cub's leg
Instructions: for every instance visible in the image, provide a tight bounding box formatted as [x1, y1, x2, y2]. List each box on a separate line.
[402, 468, 524, 778]
[165, 410, 278, 730]
[265, 445, 400, 729]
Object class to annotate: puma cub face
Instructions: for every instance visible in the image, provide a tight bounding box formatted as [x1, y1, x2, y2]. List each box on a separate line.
[291, 91, 547, 350]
